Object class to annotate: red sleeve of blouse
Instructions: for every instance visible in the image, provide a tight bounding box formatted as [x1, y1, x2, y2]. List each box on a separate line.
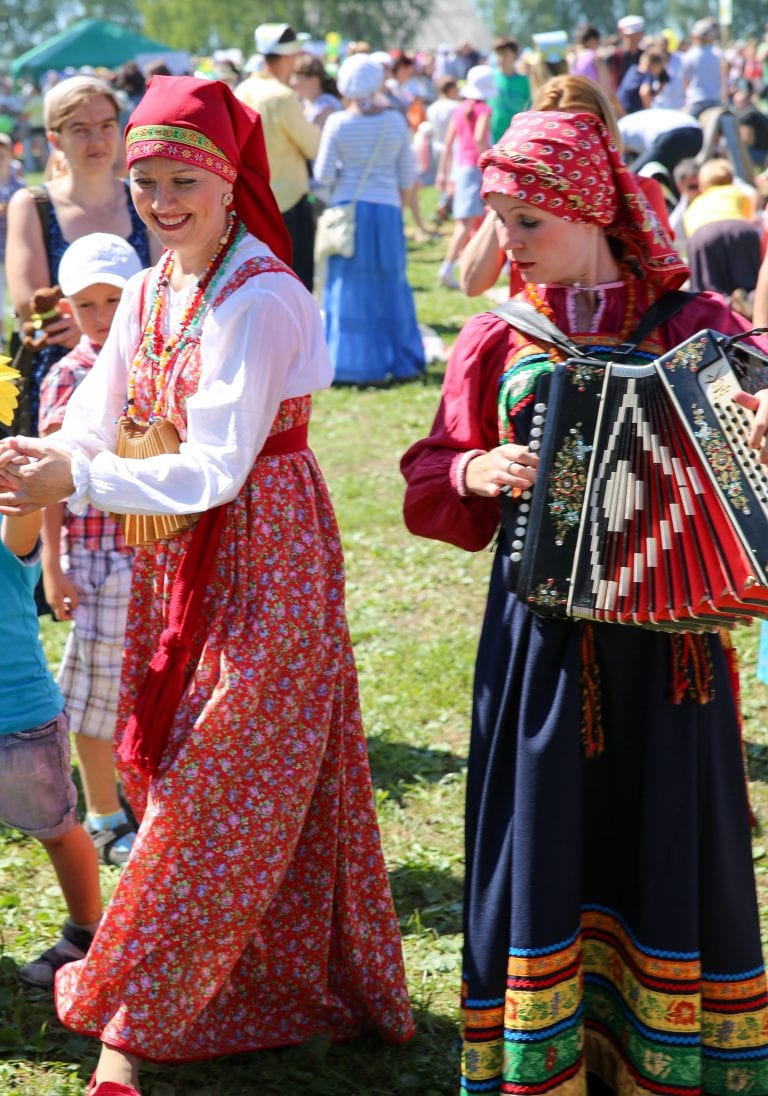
[401, 312, 519, 552]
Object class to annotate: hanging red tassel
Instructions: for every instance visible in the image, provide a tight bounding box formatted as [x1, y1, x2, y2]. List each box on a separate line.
[669, 633, 714, 707]
[117, 503, 229, 775]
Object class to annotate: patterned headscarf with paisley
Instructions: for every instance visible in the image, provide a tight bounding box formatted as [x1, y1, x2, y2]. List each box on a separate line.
[479, 110, 689, 293]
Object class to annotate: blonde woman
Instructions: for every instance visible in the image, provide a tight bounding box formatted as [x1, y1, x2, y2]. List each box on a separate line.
[7, 75, 159, 424]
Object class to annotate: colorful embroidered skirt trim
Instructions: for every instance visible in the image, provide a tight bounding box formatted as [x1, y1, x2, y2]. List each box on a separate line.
[461, 907, 768, 1094]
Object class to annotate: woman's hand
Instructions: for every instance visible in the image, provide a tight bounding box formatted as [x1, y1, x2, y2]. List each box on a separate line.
[464, 444, 538, 498]
[0, 442, 29, 490]
[0, 436, 75, 513]
[733, 389, 768, 462]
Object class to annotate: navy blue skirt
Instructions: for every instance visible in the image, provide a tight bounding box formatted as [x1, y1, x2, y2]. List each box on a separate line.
[460, 536, 768, 1094]
[323, 201, 425, 385]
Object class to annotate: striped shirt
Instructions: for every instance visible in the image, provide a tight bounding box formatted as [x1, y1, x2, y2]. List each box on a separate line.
[313, 109, 416, 208]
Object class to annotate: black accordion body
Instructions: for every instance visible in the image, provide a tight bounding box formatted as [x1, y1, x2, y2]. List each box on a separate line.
[505, 329, 768, 631]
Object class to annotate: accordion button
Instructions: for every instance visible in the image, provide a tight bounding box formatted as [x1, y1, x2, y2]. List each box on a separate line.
[534, 402, 546, 412]
[511, 551, 522, 562]
[519, 502, 530, 513]
[512, 540, 524, 551]
[522, 490, 532, 500]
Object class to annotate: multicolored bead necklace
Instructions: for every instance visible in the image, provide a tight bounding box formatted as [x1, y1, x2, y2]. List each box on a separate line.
[523, 261, 638, 348]
[127, 212, 244, 421]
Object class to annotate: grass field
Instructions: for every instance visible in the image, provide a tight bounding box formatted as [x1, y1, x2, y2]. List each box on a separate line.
[1, 195, 768, 1095]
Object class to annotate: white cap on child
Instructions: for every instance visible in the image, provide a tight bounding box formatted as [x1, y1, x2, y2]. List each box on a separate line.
[58, 233, 143, 297]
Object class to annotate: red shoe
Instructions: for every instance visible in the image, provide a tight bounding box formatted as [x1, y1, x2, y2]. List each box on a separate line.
[87, 1074, 141, 1095]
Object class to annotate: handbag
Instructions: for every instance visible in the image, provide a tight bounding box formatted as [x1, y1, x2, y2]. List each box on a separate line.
[314, 115, 391, 263]
[315, 201, 357, 260]
[109, 416, 199, 547]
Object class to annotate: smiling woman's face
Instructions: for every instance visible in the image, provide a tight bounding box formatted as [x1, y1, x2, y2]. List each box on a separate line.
[129, 157, 231, 266]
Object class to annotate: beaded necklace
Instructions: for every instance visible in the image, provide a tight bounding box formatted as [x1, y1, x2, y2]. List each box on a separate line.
[127, 212, 245, 421]
[523, 262, 638, 348]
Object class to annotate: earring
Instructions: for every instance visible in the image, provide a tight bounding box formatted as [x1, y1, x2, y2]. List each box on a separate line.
[222, 192, 233, 207]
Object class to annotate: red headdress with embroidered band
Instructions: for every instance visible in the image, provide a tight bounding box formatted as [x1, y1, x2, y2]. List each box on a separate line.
[125, 74, 292, 265]
[479, 110, 689, 294]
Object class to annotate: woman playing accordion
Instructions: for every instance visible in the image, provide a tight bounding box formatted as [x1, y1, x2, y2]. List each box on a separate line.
[402, 109, 768, 1096]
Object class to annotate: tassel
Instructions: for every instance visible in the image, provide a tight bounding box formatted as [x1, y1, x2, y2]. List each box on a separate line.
[117, 632, 193, 774]
[668, 633, 714, 706]
[117, 503, 229, 775]
[580, 622, 605, 757]
[720, 629, 757, 829]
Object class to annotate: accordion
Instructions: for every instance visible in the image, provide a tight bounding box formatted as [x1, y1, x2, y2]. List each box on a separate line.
[505, 329, 768, 631]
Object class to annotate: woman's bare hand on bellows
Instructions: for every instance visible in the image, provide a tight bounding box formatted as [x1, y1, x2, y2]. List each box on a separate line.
[465, 445, 538, 497]
[0, 436, 75, 513]
[733, 389, 768, 462]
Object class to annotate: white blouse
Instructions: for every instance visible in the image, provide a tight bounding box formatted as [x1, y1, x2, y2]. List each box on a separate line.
[59, 235, 332, 518]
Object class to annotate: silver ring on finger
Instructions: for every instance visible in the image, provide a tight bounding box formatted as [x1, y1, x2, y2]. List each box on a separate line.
[506, 459, 516, 475]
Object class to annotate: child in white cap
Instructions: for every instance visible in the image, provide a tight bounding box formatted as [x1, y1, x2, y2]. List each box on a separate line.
[37, 232, 142, 872]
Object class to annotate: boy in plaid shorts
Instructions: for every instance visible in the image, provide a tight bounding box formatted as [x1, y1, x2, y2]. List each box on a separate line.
[38, 233, 142, 872]
[0, 507, 102, 989]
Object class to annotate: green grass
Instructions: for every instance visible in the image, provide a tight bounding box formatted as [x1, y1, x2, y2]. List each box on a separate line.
[2, 189, 768, 1094]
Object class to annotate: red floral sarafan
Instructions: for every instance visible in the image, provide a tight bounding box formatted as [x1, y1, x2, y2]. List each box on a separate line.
[54, 262, 414, 1062]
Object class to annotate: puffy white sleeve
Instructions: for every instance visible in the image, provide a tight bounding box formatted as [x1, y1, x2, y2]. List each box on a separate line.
[60, 263, 331, 517]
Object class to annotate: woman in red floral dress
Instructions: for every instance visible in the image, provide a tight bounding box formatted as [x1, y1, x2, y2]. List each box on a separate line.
[0, 75, 413, 1095]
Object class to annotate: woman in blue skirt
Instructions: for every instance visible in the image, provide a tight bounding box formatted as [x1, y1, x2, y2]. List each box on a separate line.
[313, 54, 425, 385]
[402, 107, 768, 1095]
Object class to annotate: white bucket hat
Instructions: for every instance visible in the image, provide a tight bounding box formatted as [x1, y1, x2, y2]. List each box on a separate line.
[254, 23, 302, 57]
[337, 54, 385, 100]
[617, 15, 646, 36]
[461, 64, 496, 101]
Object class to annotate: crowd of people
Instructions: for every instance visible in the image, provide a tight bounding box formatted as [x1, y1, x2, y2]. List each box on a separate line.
[2, 11, 768, 1096]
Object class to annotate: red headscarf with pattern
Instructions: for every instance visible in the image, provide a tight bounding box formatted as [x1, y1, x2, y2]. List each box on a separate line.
[125, 75, 292, 265]
[479, 110, 689, 293]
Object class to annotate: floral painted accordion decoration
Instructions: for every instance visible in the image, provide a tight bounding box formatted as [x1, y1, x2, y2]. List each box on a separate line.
[506, 329, 768, 631]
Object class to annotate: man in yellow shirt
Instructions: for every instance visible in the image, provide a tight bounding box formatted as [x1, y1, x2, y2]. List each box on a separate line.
[237, 23, 321, 290]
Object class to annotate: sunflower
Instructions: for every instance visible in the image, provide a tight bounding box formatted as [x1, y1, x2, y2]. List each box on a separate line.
[0, 355, 20, 427]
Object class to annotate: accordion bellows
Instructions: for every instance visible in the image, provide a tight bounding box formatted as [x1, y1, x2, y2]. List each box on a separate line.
[110, 416, 199, 547]
[506, 329, 768, 632]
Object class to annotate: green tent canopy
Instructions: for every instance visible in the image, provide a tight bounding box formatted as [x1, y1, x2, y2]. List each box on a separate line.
[12, 18, 178, 80]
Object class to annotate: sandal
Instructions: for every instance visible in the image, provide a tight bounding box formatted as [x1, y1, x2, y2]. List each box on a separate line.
[85, 818, 137, 867]
[18, 919, 94, 989]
